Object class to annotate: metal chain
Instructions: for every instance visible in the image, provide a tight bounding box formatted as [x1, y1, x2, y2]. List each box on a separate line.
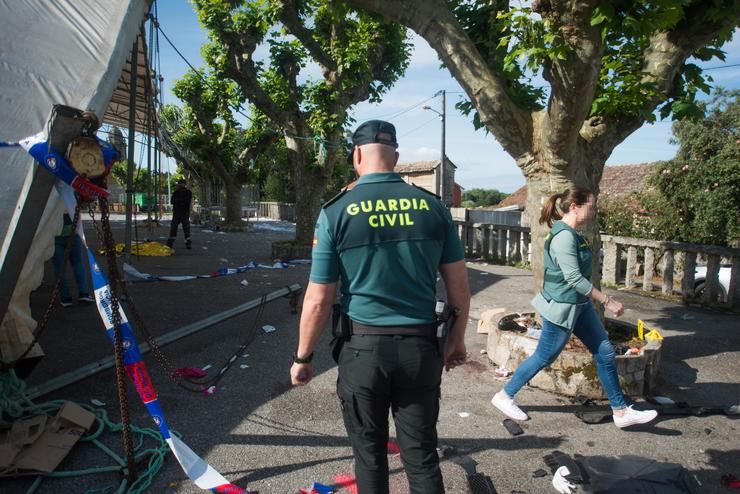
[89, 201, 277, 394]
[0, 203, 82, 371]
[95, 197, 137, 483]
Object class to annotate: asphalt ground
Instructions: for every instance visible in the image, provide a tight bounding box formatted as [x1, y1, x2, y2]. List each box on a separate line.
[2, 216, 738, 494]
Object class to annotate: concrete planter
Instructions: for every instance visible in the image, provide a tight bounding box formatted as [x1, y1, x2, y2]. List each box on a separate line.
[485, 320, 661, 399]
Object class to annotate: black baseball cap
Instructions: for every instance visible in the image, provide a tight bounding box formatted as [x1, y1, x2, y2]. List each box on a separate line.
[346, 120, 398, 164]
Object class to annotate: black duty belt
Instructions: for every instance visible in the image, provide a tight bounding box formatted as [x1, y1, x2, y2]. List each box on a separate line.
[351, 321, 436, 337]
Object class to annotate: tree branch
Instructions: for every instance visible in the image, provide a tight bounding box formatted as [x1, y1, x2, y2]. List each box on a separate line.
[537, 0, 604, 163]
[589, 1, 737, 157]
[219, 29, 292, 128]
[279, 0, 337, 77]
[238, 131, 280, 163]
[344, 0, 534, 158]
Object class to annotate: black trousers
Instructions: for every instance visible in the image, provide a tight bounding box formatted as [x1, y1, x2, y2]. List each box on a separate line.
[337, 334, 444, 494]
[169, 212, 190, 240]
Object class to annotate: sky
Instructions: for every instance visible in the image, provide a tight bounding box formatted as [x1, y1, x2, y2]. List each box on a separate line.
[151, 2, 740, 193]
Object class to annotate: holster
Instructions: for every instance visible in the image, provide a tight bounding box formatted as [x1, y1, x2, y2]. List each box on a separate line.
[330, 304, 349, 364]
[436, 303, 460, 356]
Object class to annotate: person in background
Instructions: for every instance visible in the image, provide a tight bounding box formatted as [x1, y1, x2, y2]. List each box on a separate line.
[53, 213, 93, 307]
[491, 186, 658, 429]
[167, 178, 192, 250]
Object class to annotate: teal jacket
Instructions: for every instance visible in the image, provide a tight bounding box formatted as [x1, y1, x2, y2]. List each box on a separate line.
[531, 221, 594, 329]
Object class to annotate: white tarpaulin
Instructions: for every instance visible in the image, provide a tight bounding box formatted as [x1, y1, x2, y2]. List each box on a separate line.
[0, 0, 150, 362]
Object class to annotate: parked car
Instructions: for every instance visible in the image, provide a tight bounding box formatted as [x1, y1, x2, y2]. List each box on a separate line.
[694, 265, 732, 303]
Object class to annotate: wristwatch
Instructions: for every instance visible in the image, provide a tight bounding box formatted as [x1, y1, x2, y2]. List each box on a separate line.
[292, 351, 314, 364]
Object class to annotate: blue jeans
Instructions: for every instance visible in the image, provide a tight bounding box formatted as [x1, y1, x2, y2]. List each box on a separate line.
[53, 235, 89, 300]
[503, 302, 627, 410]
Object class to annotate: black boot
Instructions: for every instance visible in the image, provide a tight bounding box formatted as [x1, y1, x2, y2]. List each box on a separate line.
[166, 238, 174, 248]
[185, 238, 192, 250]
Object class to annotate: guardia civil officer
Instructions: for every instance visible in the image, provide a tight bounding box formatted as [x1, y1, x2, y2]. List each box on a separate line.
[290, 120, 470, 494]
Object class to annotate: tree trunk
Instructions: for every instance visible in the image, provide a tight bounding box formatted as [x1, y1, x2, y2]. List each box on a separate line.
[524, 156, 602, 294]
[285, 134, 329, 245]
[223, 180, 244, 232]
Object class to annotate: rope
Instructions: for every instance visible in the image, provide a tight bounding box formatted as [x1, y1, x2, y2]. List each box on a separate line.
[0, 368, 169, 494]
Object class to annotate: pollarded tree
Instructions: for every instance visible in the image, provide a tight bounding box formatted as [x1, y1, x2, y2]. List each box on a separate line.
[170, 71, 278, 230]
[193, 0, 410, 244]
[344, 0, 738, 286]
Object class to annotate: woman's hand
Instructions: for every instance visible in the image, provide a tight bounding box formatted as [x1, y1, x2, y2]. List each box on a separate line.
[605, 297, 624, 317]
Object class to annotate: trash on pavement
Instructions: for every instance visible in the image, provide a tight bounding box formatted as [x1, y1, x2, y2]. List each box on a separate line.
[503, 418, 523, 436]
[203, 386, 217, 396]
[552, 466, 577, 494]
[458, 412, 471, 418]
[578, 454, 693, 492]
[533, 468, 548, 478]
[262, 325, 277, 333]
[174, 367, 207, 378]
[649, 396, 675, 405]
[494, 367, 512, 378]
[721, 474, 740, 488]
[90, 399, 106, 406]
[201, 364, 213, 371]
[240, 365, 249, 369]
[240, 279, 249, 286]
[0, 402, 95, 474]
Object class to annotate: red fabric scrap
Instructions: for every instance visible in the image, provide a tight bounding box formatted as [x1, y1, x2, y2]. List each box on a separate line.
[722, 474, 740, 488]
[333, 474, 358, 494]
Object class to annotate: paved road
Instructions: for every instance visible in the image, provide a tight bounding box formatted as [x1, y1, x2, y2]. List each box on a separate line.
[4, 221, 738, 493]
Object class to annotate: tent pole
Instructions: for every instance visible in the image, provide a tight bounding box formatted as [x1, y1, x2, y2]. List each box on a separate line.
[124, 36, 138, 264]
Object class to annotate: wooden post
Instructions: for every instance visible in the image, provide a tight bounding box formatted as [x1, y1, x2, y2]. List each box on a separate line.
[625, 246, 638, 289]
[681, 252, 697, 300]
[643, 247, 655, 292]
[522, 231, 531, 264]
[662, 250, 674, 295]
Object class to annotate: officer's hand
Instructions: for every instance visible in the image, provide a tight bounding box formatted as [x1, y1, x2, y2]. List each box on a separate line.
[291, 362, 313, 385]
[444, 342, 467, 371]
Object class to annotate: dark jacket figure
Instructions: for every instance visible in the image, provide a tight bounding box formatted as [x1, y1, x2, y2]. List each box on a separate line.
[168, 180, 192, 249]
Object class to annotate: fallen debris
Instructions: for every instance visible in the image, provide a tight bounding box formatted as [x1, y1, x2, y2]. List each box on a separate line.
[503, 419, 523, 436]
[262, 325, 277, 334]
[0, 402, 95, 474]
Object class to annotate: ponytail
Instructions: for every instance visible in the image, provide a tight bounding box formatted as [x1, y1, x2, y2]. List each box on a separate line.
[539, 186, 593, 227]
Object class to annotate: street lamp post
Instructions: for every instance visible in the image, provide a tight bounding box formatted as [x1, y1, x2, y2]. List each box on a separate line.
[422, 89, 446, 204]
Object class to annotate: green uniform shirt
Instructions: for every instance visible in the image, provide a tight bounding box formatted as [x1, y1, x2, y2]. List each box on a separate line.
[310, 172, 464, 326]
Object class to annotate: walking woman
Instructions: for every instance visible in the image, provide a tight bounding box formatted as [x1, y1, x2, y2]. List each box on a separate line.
[491, 186, 658, 428]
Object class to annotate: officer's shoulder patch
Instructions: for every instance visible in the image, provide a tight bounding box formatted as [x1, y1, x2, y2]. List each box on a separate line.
[411, 183, 440, 200]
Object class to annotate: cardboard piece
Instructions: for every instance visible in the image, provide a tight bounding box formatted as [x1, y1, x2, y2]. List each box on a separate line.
[0, 402, 95, 474]
[477, 308, 506, 334]
[0, 415, 47, 470]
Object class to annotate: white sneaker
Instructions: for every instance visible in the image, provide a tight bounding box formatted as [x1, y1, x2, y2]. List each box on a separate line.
[613, 405, 658, 428]
[491, 391, 529, 421]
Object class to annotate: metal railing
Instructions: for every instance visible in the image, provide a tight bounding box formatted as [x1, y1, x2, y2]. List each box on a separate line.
[454, 220, 739, 310]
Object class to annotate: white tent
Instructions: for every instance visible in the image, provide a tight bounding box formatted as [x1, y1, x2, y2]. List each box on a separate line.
[0, 0, 151, 364]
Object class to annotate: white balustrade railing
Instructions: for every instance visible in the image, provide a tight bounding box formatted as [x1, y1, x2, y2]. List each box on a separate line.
[454, 221, 739, 310]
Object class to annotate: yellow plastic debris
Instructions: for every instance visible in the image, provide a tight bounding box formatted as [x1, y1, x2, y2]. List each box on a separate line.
[103, 241, 174, 257]
[637, 319, 664, 341]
